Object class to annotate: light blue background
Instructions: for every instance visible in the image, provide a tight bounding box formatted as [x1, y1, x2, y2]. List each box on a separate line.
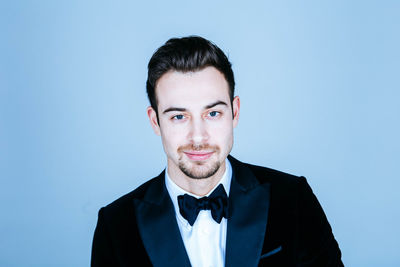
[1, 0, 399, 266]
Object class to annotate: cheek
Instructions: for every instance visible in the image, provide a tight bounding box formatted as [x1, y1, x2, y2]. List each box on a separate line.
[210, 121, 233, 143]
[161, 127, 186, 149]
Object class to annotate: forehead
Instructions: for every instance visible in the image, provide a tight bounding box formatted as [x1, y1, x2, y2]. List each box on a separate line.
[155, 66, 230, 110]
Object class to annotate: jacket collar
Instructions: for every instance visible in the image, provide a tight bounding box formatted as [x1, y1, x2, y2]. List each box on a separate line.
[225, 155, 271, 267]
[134, 155, 270, 267]
[133, 171, 191, 267]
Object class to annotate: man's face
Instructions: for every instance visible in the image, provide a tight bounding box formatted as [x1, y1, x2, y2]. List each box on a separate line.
[147, 66, 240, 180]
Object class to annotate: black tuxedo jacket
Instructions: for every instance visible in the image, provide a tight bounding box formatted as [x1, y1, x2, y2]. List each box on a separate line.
[91, 156, 343, 266]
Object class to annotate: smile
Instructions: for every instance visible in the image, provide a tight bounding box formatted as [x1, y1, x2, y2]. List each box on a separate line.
[183, 151, 214, 161]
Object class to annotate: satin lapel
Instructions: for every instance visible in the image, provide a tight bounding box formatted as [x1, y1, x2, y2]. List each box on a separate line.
[225, 156, 271, 267]
[133, 171, 191, 267]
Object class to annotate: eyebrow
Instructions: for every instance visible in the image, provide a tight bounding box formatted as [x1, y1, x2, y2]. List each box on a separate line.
[163, 107, 187, 114]
[205, 100, 228, 109]
[162, 100, 228, 114]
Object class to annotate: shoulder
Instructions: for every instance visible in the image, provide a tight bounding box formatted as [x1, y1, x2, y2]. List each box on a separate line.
[246, 161, 302, 183]
[247, 161, 311, 199]
[100, 173, 163, 219]
[231, 157, 324, 217]
[230, 155, 306, 189]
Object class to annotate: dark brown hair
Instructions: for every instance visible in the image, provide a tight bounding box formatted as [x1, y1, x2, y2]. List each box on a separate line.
[146, 36, 235, 114]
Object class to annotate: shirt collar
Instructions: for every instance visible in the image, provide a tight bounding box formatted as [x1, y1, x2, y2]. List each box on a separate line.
[165, 158, 232, 226]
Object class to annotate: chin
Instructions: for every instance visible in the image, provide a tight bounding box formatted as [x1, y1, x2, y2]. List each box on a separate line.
[178, 159, 221, 180]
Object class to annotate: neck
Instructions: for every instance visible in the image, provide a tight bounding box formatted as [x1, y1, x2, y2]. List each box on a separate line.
[167, 160, 226, 196]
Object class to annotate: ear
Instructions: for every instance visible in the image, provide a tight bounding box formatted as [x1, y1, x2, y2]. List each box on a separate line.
[147, 106, 161, 136]
[232, 96, 240, 128]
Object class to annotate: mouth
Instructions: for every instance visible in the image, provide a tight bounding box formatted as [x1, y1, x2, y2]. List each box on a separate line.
[183, 151, 214, 161]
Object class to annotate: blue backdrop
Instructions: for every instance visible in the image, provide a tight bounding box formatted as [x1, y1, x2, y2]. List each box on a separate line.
[1, 0, 399, 266]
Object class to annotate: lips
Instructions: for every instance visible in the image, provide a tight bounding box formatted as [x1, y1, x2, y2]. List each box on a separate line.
[184, 151, 214, 161]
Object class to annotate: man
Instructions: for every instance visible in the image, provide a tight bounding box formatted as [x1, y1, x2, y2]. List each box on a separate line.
[91, 36, 343, 267]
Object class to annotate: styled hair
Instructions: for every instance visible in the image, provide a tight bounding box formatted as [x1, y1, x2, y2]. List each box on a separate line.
[146, 36, 235, 114]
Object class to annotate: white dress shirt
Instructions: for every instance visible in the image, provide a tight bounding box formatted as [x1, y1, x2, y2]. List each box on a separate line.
[165, 159, 232, 267]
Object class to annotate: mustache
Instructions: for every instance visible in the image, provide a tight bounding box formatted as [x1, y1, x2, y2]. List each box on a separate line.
[178, 144, 220, 152]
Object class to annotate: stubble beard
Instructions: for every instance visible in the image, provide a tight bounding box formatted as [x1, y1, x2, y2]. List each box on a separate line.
[177, 144, 221, 180]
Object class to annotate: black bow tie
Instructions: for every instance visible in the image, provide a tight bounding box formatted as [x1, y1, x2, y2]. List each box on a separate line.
[177, 184, 229, 226]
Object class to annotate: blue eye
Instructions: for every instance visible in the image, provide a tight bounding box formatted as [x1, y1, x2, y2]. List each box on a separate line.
[209, 111, 219, 117]
[173, 114, 184, 120]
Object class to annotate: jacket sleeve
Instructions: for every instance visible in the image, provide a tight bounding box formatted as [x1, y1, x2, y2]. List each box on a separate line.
[297, 177, 344, 267]
[91, 208, 118, 267]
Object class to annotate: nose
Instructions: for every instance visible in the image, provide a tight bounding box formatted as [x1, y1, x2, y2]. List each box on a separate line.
[188, 117, 209, 145]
